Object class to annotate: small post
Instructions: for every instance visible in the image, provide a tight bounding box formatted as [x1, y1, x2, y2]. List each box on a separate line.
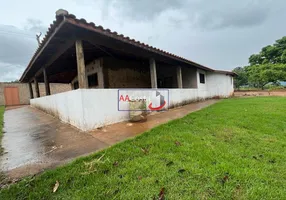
[149, 58, 157, 88]
[43, 68, 51, 95]
[28, 81, 34, 99]
[177, 66, 183, 88]
[34, 77, 40, 98]
[75, 40, 87, 88]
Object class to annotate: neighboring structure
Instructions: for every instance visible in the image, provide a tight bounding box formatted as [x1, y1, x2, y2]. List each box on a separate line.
[0, 82, 71, 106]
[20, 9, 235, 131]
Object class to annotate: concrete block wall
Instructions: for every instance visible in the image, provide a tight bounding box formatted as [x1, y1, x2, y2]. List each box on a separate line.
[71, 58, 105, 89]
[103, 57, 151, 88]
[0, 82, 71, 106]
[70, 57, 200, 90]
[71, 57, 151, 89]
[0, 83, 30, 105]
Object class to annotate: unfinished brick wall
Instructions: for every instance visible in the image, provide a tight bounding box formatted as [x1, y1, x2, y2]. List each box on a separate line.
[32, 83, 72, 97]
[0, 82, 71, 106]
[103, 57, 151, 88]
[182, 67, 197, 88]
[71, 58, 104, 89]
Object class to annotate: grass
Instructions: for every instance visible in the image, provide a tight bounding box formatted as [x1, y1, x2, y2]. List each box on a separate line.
[1, 97, 286, 199]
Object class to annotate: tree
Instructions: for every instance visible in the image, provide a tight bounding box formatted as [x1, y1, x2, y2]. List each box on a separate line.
[248, 36, 286, 65]
[235, 36, 286, 90]
[10, 80, 20, 83]
[232, 67, 248, 89]
[249, 45, 280, 65]
[249, 54, 262, 65]
[245, 36, 286, 90]
[247, 64, 286, 89]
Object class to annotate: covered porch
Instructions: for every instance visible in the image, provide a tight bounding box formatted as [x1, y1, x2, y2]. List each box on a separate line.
[20, 11, 204, 98]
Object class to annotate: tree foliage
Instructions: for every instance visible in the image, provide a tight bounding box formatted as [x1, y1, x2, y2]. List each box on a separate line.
[247, 64, 286, 89]
[234, 36, 286, 89]
[232, 67, 248, 89]
[249, 36, 286, 65]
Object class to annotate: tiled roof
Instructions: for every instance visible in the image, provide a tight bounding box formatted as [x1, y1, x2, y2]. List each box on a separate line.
[20, 9, 235, 81]
[215, 70, 237, 76]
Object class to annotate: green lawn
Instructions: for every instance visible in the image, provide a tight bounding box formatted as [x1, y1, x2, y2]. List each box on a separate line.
[1, 97, 286, 199]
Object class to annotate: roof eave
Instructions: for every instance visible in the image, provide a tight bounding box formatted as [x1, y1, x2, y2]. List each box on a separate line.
[20, 10, 216, 82]
[20, 16, 67, 82]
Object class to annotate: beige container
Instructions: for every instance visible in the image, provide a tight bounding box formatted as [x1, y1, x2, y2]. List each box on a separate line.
[129, 101, 147, 122]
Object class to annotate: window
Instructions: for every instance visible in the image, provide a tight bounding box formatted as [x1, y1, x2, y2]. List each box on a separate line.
[73, 81, 79, 90]
[158, 77, 173, 88]
[88, 73, 98, 87]
[199, 73, 205, 84]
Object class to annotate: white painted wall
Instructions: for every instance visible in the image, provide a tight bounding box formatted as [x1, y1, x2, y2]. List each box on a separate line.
[197, 69, 208, 98]
[30, 90, 85, 129]
[197, 69, 234, 98]
[206, 72, 234, 97]
[31, 72, 234, 131]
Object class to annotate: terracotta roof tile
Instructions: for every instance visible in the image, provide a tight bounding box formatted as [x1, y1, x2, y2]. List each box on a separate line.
[69, 14, 76, 19]
[79, 18, 87, 23]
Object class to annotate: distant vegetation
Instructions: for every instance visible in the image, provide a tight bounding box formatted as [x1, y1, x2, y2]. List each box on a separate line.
[233, 36, 286, 90]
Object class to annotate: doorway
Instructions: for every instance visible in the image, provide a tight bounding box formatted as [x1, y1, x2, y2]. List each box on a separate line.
[4, 87, 20, 106]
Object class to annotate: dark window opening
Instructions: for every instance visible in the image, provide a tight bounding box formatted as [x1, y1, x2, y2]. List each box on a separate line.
[199, 73, 205, 84]
[73, 81, 79, 90]
[88, 73, 98, 87]
[158, 77, 173, 88]
[164, 77, 173, 88]
[158, 78, 163, 88]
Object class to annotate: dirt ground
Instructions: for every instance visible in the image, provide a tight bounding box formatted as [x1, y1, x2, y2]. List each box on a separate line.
[234, 90, 286, 97]
[0, 99, 218, 180]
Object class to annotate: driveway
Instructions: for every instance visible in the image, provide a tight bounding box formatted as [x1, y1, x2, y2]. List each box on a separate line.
[0, 99, 218, 179]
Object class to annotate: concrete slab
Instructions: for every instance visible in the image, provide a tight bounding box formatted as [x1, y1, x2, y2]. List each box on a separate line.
[90, 99, 218, 145]
[0, 106, 108, 179]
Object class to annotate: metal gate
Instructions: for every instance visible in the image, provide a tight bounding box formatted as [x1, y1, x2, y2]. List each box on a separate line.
[4, 87, 20, 106]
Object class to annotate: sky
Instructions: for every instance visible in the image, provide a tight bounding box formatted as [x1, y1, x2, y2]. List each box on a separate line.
[1, 0, 286, 82]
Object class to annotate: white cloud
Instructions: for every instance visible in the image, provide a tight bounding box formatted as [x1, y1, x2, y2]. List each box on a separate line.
[0, 62, 25, 82]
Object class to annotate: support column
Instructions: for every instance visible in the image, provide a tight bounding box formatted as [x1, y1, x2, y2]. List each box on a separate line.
[28, 81, 34, 99]
[176, 66, 183, 88]
[43, 68, 51, 95]
[75, 40, 87, 88]
[34, 77, 40, 98]
[149, 58, 157, 88]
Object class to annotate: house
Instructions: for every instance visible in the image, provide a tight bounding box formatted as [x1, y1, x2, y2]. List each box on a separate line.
[20, 9, 235, 131]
